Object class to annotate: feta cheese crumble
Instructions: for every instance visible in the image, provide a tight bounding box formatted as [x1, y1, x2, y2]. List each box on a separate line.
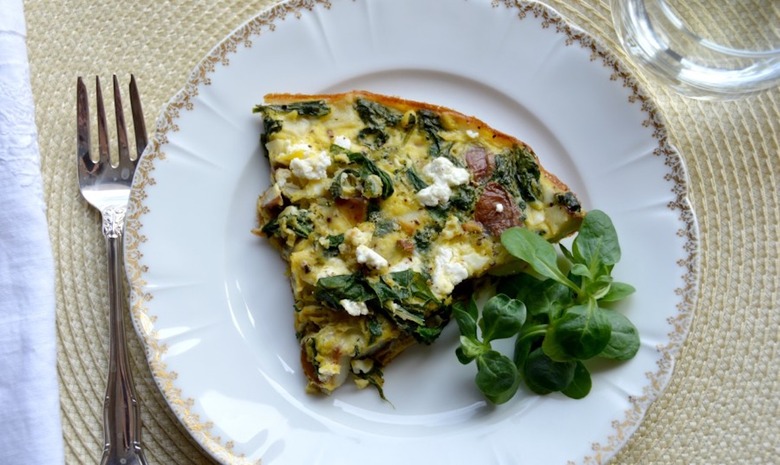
[339, 299, 369, 316]
[430, 246, 469, 297]
[423, 157, 471, 186]
[416, 182, 453, 207]
[429, 244, 492, 297]
[333, 135, 352, 150]
[290, 148, 332, 180]
[355, 244, 389, 269]
[415, 157, 471, 207]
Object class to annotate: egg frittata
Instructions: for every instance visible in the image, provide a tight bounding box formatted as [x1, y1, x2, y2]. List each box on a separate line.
[253, 91, 584, 395]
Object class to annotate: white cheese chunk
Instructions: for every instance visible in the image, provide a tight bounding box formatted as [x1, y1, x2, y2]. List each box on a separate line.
[430, 246, 469, 297]
[495, 202, 505, 213]
[422, 157, 470, 186]
[339, 299, 369, 316]
[466, 129, 479, 139]
[416, 157, 471, 207]
[355, 244, 389, 269]
[416, 182, 452, 207]
[290, 148, 331, 180]
[333, 135, 352, 150]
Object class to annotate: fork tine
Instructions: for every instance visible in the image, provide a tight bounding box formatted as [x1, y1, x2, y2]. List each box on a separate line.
[78, 76, 150, 465]
[76, 77, 95, 173]
[95, 76, 111, 166]
[129, 74, 148, 161]
[112, 74, 131, 167]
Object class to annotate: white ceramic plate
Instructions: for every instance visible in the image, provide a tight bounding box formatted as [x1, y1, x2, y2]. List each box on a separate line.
[125, 1, 699, 464]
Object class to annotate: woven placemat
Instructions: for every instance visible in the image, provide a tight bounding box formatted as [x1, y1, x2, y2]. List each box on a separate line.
[24, 0, 778, 464]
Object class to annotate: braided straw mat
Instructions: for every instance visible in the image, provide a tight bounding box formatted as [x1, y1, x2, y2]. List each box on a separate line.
[24, 0, 777, 463]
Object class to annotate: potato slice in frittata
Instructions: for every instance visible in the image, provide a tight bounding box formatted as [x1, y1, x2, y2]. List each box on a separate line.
[253, 91, 584, 395]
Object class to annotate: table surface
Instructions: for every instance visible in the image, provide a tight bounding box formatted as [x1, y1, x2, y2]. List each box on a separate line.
[24, 0, 778, 463]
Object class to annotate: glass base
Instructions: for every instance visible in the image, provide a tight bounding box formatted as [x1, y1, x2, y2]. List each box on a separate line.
[611, 0, 780, 100]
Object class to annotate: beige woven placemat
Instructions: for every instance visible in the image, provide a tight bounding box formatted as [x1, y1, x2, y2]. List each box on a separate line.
[24, 0, 778, 464]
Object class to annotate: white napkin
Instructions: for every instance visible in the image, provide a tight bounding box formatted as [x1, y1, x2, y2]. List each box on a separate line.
[0, 0, 65, 463]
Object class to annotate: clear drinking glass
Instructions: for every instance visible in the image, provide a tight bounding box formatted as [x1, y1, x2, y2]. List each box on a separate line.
[611, 0, 780, 100]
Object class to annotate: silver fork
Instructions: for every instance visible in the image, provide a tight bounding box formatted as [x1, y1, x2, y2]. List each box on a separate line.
[76, 75, 149, 465]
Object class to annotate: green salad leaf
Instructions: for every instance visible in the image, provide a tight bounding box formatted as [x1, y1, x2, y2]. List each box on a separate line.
[454, 210, 639, 404]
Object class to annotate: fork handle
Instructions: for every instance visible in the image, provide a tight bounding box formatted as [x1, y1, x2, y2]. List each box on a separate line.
[100, 206, 147, 465]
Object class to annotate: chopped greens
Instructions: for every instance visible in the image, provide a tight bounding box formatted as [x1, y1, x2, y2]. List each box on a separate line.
[329, 169, 361, 199]
[314, 273, 374, 309]
[259, 116, 281, 148]
[254, 100, 331, 117]
[513, 146, 541, 202]
[357, 127, 389, 149]
[371, 269, 445, 343]
[454, 210, 638, 404]
[554, 191, 582, 213]
[347, 152, 395, 199]
[412, 224, 443, 251]
[353, 99, 404, 151]
[372, 218, 396, 237]
[449, 184, 477, 212]
[261, 207, 314, 239]
[322, 234, 345, 257]
[329, 149, 395, 200]
[313, 270, 445, 344]
[367, 317, 384, 344]
[416, 109, 445, 157]
[492, 146, 541, 202]
[405, 168, 428, 192]
[355, 98, 402, 129]
[253, 100, 330, 147]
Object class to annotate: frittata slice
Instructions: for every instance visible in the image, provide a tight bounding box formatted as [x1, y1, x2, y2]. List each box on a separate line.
[253, 91, 584, 395]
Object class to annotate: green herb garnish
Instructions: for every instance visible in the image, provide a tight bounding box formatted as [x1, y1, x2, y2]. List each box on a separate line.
[454, 210, 638, 404]
[453, 294, 525, 404]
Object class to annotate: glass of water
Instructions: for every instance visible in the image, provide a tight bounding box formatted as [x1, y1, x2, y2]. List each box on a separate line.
[611, 0, 780, 100]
